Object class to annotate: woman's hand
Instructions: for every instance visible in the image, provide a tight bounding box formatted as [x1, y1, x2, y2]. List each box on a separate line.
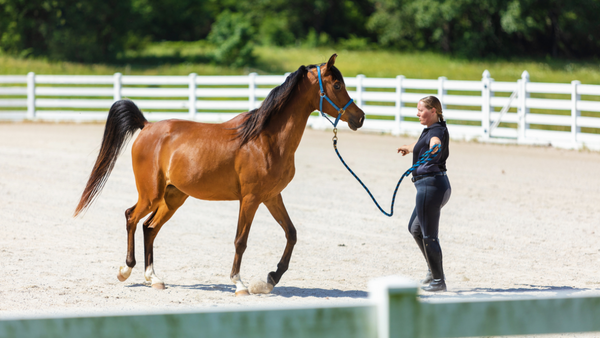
[397, 145, 411, 156]
[398, 141, 417, 156]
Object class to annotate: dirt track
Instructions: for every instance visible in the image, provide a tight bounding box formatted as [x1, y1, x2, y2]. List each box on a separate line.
[1, 122, 600, 330]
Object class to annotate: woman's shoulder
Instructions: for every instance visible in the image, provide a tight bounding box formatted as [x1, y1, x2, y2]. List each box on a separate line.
[428, 122, 448, 135]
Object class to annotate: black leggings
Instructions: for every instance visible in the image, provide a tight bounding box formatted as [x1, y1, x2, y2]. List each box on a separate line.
[408, 174, 451, 239]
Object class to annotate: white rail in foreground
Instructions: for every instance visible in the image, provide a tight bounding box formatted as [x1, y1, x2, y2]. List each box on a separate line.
[1, 71, 599, 150]
[1, 276, 599, 338]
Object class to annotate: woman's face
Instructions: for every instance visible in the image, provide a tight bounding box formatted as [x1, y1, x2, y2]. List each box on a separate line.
[417, 101, 437, 127]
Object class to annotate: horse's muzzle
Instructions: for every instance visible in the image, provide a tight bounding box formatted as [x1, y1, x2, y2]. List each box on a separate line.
[348, 112, 365, 131]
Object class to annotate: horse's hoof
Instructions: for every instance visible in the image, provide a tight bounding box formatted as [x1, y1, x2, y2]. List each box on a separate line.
[151, 282, 166, 290]
[235, 289, 250, 297]
[249, 279, 274, 294]
[117, 266, 131, 282]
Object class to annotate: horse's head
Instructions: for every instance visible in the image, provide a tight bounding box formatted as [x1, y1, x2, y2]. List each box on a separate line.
[312, 54, 365, 131]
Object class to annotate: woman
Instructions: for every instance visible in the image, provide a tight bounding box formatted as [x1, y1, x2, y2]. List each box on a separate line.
[397, 96, 451, 292]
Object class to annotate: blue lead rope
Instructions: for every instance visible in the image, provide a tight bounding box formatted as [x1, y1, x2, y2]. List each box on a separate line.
[333, 133, 441, 217]
[314, 63, 440, 217]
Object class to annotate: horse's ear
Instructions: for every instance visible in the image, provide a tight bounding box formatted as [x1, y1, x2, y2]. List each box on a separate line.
[326, 54, 337, 70]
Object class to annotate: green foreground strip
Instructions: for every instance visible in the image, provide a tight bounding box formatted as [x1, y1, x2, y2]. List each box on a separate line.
[0, 304, 377, 338]
[2, 276, 600, 338]
[386, 284, 600, 337]
[423, 296, 600, 337]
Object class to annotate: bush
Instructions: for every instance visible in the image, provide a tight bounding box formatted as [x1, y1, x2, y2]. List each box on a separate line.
[338, 35, 372, 50]
[208, 10, 256, 67]
[302, 29, 332, 48]
[257, 17, 295, 47]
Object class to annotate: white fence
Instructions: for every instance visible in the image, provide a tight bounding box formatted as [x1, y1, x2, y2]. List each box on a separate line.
[1, 276, 600, 338]
[1, 71, 599, 150]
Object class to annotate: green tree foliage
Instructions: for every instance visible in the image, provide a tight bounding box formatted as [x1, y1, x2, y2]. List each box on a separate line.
[207, 10, 256, 67]
[500, 0, 600, 58]
[367, 0, 600, 58]
[0, 0, 136, 62]
[131, 0, 220, 42]
[224, 0, 375, 46]
[1, 0, 599, 65]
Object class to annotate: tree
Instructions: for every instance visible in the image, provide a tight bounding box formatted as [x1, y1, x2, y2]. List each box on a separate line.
[227, 0, 375, 46]
[500, 0, 600, 58]
[0, 0, 137, 63]
[366, 0, 600, 58]
[130, 0, 220, 42]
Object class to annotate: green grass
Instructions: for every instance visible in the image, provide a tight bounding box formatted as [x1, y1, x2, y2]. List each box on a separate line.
[2, 43, 600, 84]
[254, 47, 600, 83]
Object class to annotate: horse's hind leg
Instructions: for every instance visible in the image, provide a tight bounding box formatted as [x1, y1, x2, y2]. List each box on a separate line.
[117, 201, 152, 282]
[250, 193, 297, 294]
[143, 185, 188, 289]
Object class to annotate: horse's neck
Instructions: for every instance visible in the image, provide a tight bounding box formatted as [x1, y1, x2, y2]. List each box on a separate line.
[266, 85, 315, 155]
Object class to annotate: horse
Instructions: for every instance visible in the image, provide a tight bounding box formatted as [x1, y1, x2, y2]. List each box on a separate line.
[74, 54, 365, 296]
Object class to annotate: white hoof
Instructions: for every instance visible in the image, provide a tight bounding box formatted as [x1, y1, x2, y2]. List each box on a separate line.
[235, 289, 250, 297]
[231, 273, 251, 296]
[249, 279, 274, 294]
[151, 282, 166, 290]
[144, 264, 164, 288]
[117, 266, 132, 282]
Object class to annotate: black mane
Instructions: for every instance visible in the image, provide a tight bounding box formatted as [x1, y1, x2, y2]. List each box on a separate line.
[235, 63, 343, 144]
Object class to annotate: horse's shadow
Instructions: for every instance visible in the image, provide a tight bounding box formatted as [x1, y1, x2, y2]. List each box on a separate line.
[420, 285, 600, 300]
[158, 283, 368, 299]
[128, 283, 599, 300]
[272, 286, 368, 299]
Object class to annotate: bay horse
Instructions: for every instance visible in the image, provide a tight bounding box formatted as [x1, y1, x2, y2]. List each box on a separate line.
[74, 54, 365, 296]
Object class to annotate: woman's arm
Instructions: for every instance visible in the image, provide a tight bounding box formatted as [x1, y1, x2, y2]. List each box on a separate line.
[429, 137, 441, 154]
[397, 141, 417, 156]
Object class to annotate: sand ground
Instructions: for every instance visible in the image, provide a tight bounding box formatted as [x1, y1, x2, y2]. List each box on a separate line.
[1, 122, 599, 336]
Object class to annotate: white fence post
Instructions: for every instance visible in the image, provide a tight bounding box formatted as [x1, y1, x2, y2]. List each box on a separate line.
[437, 76, 447, 112]
[571, 80, 581, 147]
[518, 71, 530, 142]
[369, 276, 419, 338]
[356, 74, 365, 107]
[189, 73, 197, 120]
[481, 70, 492, 140]
[394, 75, 405, 136]
[26, 72, 35, 120]
[113, 72, 122, 102]
[249, 72, 257, 111]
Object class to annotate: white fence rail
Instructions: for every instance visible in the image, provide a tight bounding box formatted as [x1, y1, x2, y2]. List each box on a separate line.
[1, 71, 599, 150]
[1, 276, 600, 338]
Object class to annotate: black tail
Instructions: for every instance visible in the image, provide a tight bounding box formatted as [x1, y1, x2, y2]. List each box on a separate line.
[74, 100, 147, 217]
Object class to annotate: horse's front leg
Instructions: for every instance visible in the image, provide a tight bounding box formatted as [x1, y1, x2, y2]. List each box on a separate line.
[230, 195, 260, 296]
[249, 193, 297, 294]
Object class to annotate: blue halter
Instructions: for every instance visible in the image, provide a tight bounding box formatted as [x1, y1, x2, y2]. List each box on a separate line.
[317, 66, 354, 128]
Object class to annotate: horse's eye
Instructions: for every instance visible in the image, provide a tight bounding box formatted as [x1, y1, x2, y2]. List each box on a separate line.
[333, 83, 341, 90]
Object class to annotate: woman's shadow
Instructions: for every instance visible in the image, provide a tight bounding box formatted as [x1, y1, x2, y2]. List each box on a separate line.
[420, 285, 600, 300]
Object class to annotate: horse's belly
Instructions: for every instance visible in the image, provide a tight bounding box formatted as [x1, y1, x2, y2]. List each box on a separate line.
[185, 188, 240, 201]
[172, 175, 240, 201]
